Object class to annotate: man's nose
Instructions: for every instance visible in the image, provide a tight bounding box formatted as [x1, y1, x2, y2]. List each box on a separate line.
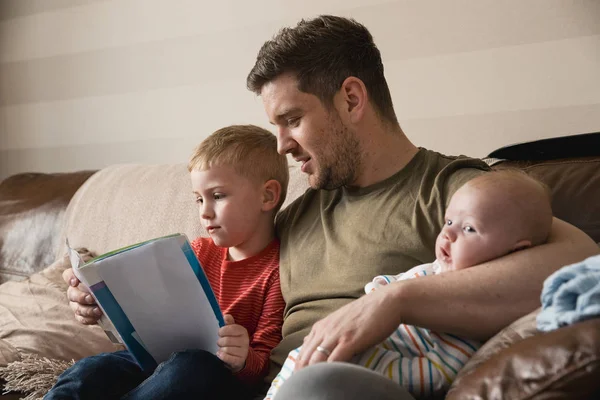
[275, 127, 295, 155]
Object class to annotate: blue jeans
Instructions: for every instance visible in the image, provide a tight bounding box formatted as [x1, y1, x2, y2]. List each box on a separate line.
[44, 350, 251, 400]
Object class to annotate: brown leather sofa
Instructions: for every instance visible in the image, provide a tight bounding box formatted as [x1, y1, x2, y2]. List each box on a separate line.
[0, 153, 599, 399]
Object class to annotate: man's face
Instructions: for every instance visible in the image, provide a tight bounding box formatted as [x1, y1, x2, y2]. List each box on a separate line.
[261, 74, 360, 190]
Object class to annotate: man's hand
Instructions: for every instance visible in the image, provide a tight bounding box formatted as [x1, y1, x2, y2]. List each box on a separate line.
[296, 284, 402, 370]
[62, 267, 103, 325]
[217, 314, 250, 372]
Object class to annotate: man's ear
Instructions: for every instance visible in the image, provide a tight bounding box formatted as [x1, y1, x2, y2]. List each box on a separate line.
[338, 76, 367, 124]
[511, 239, 532, 253]
[261, 179, 282, 212]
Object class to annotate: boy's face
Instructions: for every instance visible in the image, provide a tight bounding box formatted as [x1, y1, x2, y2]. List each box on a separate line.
[435, 183, 519, 272]
[190, 165, 265, 251]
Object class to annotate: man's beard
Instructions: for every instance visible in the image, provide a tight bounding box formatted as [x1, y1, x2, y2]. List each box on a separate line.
[310, 121, 362, 190]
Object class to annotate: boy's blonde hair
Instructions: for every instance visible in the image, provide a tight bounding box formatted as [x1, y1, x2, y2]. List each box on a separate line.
[467, 169, 553, 246]
[188, 125, 289, 211]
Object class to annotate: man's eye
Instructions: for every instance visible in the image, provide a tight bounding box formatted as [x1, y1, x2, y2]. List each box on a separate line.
[463, 226, 476, 233]
[446, 219, 453, 226]
[288, 117, 300, 127]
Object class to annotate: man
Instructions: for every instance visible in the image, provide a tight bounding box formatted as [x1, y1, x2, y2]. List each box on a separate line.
[65, 15, 598, 400]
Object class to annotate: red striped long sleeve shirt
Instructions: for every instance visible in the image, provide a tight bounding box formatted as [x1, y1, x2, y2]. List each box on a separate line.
[191, 237, 284, 385]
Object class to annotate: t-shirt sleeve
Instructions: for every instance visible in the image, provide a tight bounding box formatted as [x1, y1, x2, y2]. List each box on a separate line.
[190, 236, 209, 259]
[235, 269, 285, 385]
[443, 166, 489, 207]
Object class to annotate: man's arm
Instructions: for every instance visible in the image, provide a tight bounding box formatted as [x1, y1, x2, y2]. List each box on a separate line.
[295, 218, 599, 368]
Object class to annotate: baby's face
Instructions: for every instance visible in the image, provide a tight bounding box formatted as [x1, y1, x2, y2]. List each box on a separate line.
[435, 183, 519, 272]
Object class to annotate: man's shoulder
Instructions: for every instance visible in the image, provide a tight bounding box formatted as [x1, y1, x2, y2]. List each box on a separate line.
[276, 188, 331, 235]
[419, 148, 490, 173]
[418, 148, 490, 196]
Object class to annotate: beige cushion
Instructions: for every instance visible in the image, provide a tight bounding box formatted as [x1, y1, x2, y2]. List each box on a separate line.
[0, 250, 121, 367]
[55, 163, 308, 260]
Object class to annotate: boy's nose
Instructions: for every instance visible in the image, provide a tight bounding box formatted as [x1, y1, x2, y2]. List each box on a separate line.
[201, 205, 214, 219]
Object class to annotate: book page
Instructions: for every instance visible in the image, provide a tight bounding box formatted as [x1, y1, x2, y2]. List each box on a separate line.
[97, 238, 221, 364]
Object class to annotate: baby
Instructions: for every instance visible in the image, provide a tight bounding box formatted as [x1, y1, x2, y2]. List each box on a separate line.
[266, 169, 553, 399]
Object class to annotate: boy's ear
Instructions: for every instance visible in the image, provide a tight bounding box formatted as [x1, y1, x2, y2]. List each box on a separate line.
[261, 179, 282, 212]
[511, 239, 532, 253]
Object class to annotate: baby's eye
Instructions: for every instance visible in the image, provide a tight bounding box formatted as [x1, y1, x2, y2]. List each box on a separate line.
[446, 219, 453, 226]
[463, 225, 476, 233]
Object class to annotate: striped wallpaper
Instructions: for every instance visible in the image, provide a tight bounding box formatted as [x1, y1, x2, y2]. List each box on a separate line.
[1, 0, 599, 179]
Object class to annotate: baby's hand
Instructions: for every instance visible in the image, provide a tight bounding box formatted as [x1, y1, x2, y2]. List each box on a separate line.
[364, 275, 394, 294]
[217, 314, 249, 372]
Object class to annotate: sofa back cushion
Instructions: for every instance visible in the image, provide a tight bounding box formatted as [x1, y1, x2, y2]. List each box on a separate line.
[494, 156, 600, 243]
[57, 154, 599, 260]
[56, 163, 308, 259]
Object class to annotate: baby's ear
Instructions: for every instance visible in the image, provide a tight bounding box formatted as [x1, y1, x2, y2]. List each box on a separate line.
[511, 239, 532, 253]
[261, 179, 282, 212]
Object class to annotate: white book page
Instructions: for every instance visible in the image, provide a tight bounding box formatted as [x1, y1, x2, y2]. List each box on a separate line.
[98, 238, 220, 364]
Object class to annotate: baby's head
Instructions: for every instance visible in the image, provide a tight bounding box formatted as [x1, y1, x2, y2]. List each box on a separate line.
[435, 170, 553, 272]
[188, 125, 289, 248]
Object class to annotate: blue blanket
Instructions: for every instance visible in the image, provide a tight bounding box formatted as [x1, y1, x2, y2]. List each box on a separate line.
[537, 254, 600, 332]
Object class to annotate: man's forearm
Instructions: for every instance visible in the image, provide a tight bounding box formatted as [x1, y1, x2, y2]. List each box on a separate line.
[393, 218, 599, 340]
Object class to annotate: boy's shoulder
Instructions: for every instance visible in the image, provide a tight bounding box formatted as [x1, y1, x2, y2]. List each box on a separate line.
[190, 236, 214, 250]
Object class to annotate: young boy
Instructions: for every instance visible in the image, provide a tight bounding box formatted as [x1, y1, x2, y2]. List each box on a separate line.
[265, 169, 553, 399]
[46, 125, 288, 400]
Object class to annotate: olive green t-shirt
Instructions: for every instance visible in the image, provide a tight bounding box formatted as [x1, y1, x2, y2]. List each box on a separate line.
[270, 148, 489, 375]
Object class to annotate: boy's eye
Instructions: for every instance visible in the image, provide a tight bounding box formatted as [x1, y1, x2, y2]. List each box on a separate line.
[213, 193, 225, 200]
[446, 219, 453, 226]
[195, 197, 203, 204]
[463, 225, 476, 233]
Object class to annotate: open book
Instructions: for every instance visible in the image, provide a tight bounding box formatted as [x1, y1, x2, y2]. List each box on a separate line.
[67, 233, 224, 371]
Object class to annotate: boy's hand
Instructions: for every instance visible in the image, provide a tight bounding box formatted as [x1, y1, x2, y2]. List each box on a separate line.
[217, 314, 249, 372]
[62, 268, 103, 325]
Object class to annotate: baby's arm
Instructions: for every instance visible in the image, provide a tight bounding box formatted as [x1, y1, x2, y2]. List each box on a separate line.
[364, 262, 439, 294]
[364, 274, 404, 293]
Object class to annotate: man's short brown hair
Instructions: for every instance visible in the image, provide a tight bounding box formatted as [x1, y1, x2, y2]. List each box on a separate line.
[247, 15, 398, 125]
[188, 125, 289, 210]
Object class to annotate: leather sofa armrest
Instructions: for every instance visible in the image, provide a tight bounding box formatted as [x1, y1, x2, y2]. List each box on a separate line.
[447, 318, 600, 400]
[0, 171, 96, 282]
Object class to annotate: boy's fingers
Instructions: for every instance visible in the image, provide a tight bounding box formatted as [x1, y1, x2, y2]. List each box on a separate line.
[217, 349, 244, 363]
[75, 314, 100, 325]
[223, 314, 235, 325]
[218, 324, 245, 337]
[67, 286, 95, 305]
[217, 336, 243, 348]
[62, 268, 80, 287]
[70, 301, 102, 318]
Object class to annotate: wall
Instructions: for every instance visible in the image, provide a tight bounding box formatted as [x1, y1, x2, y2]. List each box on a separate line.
[1, 0, 599, 179]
